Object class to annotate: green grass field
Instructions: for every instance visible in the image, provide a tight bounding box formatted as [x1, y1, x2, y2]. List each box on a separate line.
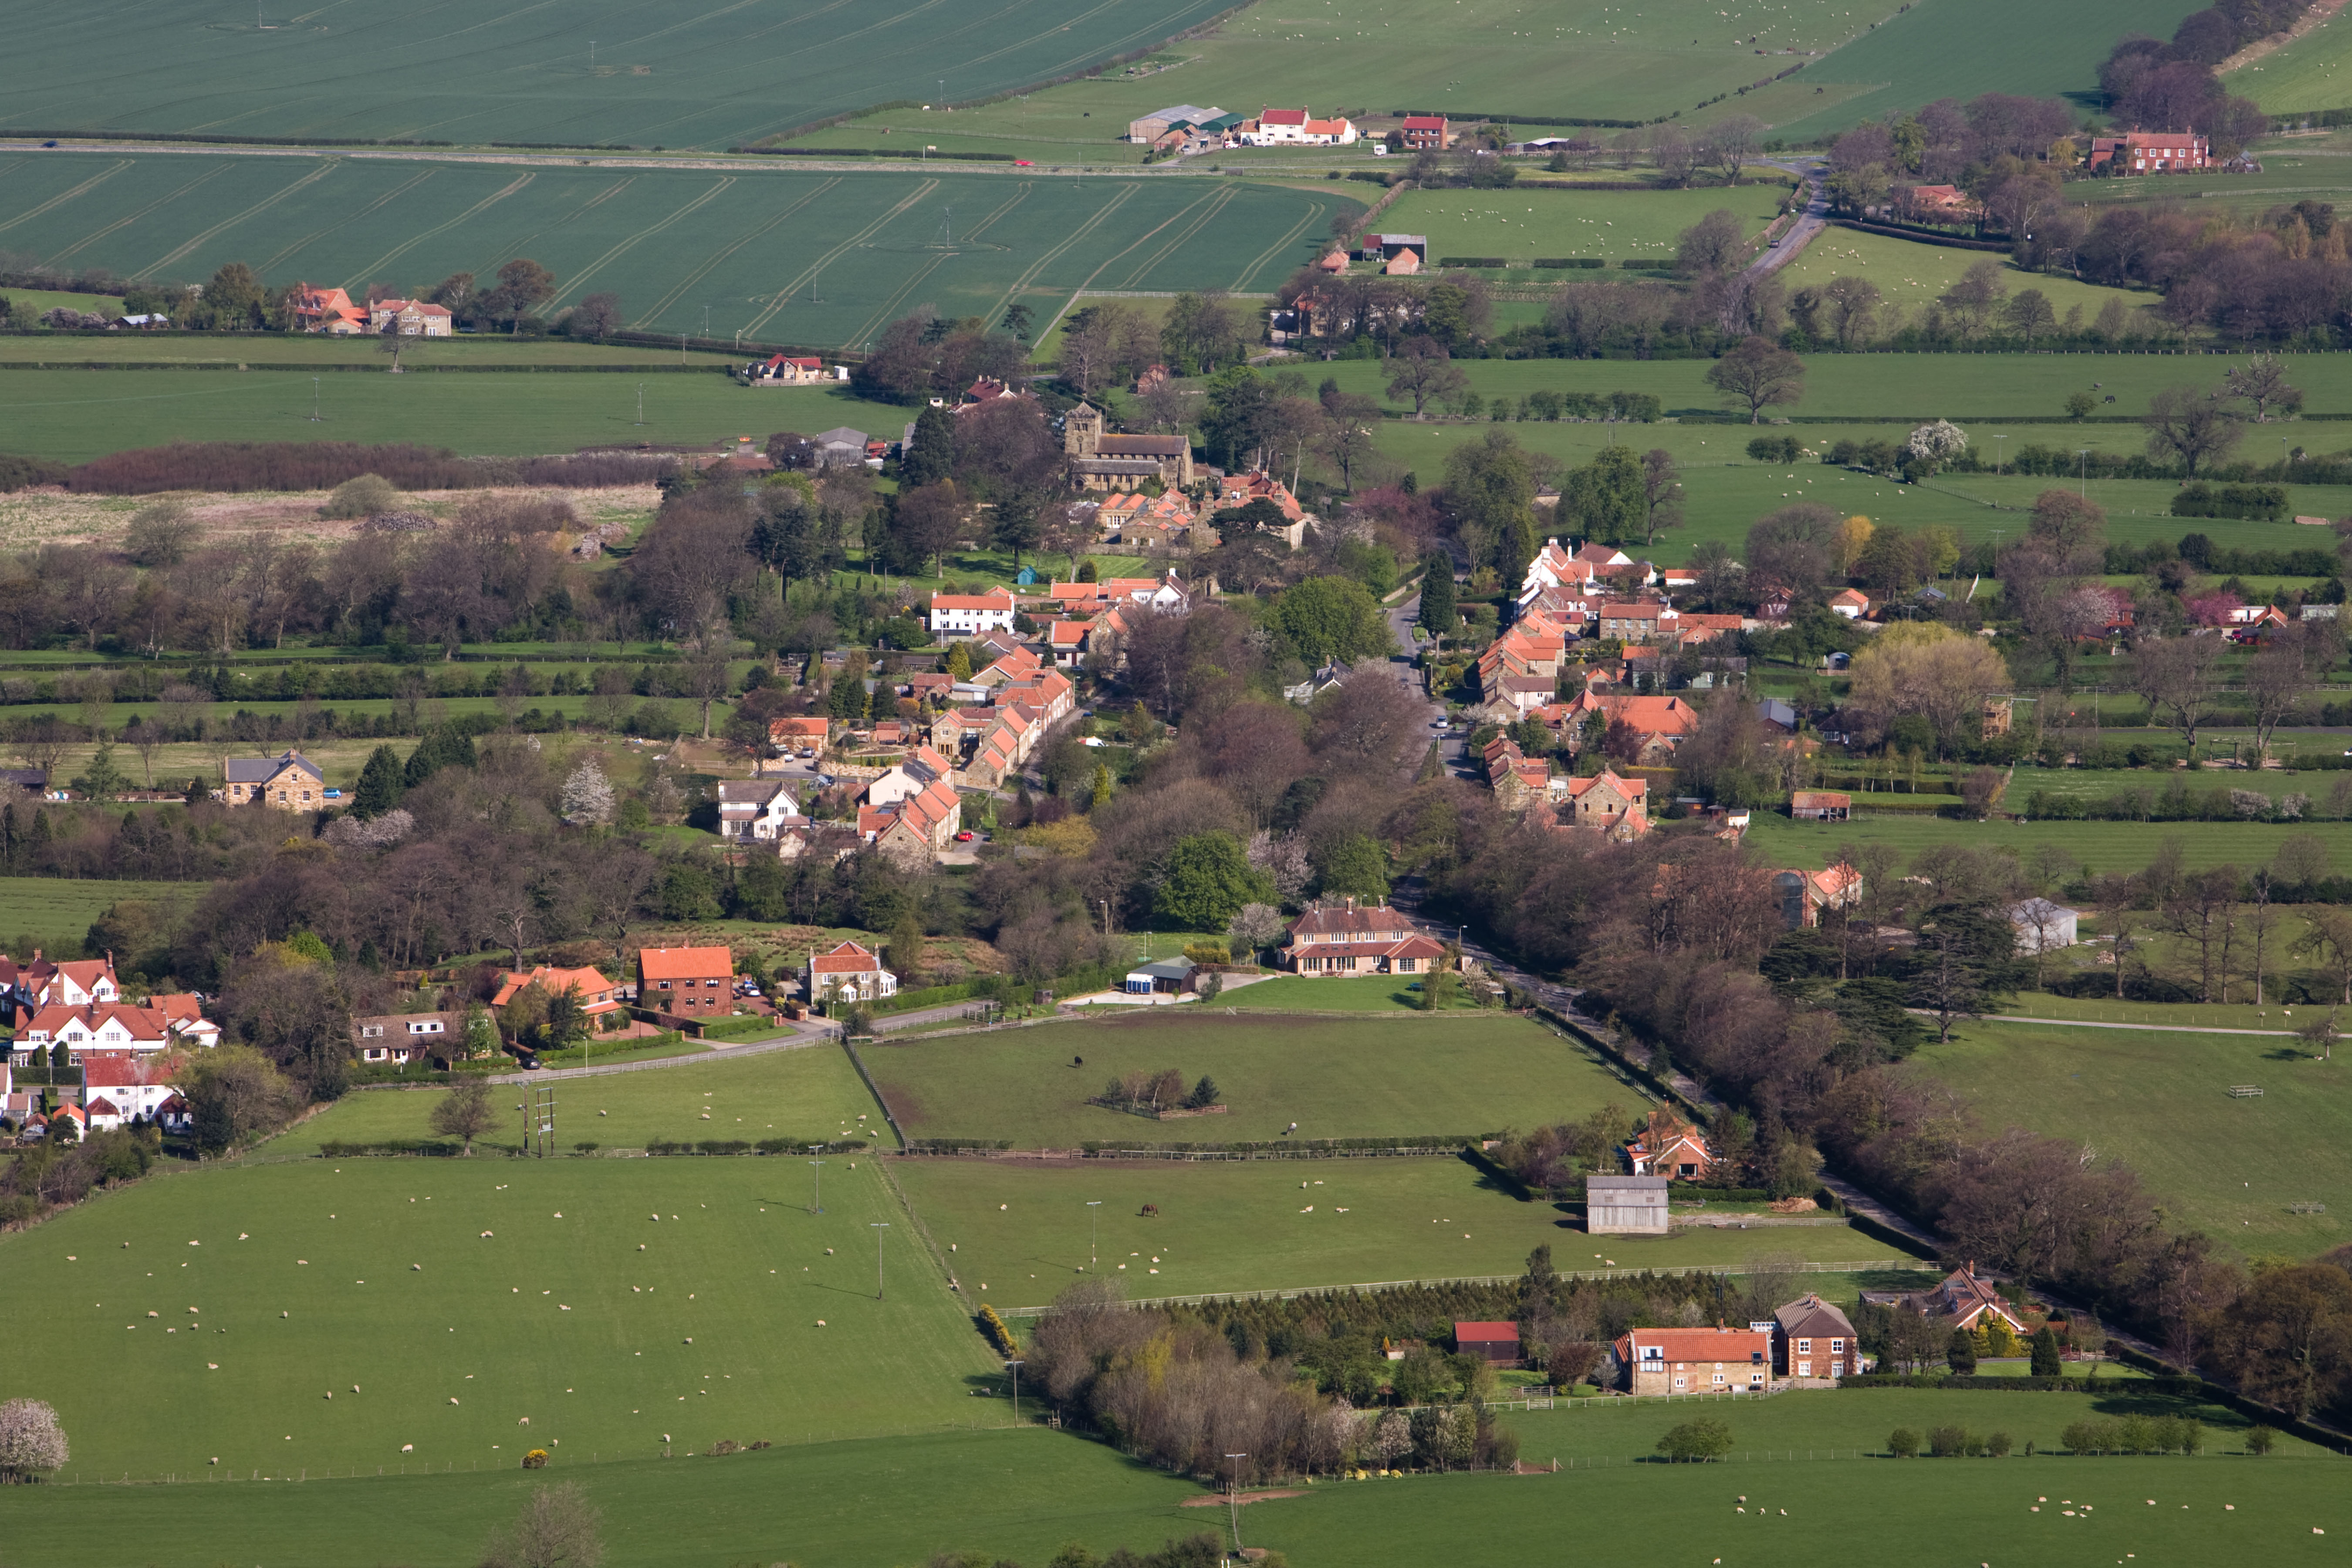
[0, 285, 126, 319]
[865, 1010, 1642, 1147]
[1918, 1019, 2352, 1258]
[1764, 0, 2208, 142]
[1749, 812, 2352, 877]
[0, 333, 745, 367]
[0, 1156, 996, 1476]
[0, 875, 202, 954]
[0, 1384, 2335, 1568]
[0, 153, 1344, 348]
[894, 1154, 1913, 1309]
[1777, 226, 2157, 321]
[0, 0, 1238, 151]
[1382, 184, 1788, 265]
[270, 1042, 887, 1156]
[2230, 12, 2352, 112]
[1220, 974, 1488, 1010]
[796, 0, 1900, 164]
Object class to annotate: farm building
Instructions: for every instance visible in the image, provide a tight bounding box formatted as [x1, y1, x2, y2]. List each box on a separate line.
[1585, 1174, 1668, 1235]
[1453, 1321, 1521, 1365]
[1123, 957, 1198, 996]
[1789, 791, 1850, 821]
[1128, 105, 1223, 143]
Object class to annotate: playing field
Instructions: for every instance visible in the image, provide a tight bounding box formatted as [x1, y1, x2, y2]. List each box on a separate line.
[1918, 1019, 2352, 1259]
[0, 152, 1345, 346]
[893, 1154, 1913, 1309]
[1382, 184, 1788, 267]
[1764, 0, 2209, 143]
[271, 1043, 889, 1156]
[865, 1010, 1645, 1147]
[0, 0, 1238, 151]
[1774, 227, 2156, 321]
[2227, 11, 2352, 112]
[0, 1154, 996, 1477]
[0, 875, 203, 955]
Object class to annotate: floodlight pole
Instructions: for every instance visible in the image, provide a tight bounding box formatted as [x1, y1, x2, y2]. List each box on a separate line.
[808, 1156, 826, 1213]
[871, 1221, 889, 1298]
[1993, 433, 2004, 477]
[1086, 1200, 1102, 1270]
[2078, 447, 2089, 499]
[1005, 1358, 1024, 1423]
[1224, 1453, 1248, 1551]
[309, 377, 321, 421]
[635, 383, 645, 426]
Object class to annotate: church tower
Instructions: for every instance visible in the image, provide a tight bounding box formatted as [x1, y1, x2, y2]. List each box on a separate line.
[1064, 402, 1102, 457]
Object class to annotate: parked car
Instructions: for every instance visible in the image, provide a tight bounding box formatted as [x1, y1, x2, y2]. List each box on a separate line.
[955, 830, 976, 841]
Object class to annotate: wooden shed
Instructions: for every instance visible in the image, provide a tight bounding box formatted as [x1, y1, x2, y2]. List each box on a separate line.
[1453, 1321, 1521, 1365]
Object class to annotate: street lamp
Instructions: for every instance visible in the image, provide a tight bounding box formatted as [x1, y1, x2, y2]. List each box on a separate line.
[1085, 1200, 1102, 1271]
[870, 1221, 889, 1299]
[807, 1155, 826, 1214]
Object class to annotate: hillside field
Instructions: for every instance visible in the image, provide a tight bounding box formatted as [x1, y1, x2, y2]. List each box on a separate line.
[0, 875, 201, 956]
[1382, 183, 1788, 266]
[1916, 1019, 2352, 1258]
[1763, 0, 2208, 143]
[0, 1155, 996, 1477]
[0, 153, 1346, 346]
[1774, 226, 2157, 320]
[0, 0, 1238, 151]
[892, 1154, 1914, 1309]
[865, 1010, 1646, 1147]
[1748, 813, 2352, 877]
[2228, 10, 2352, 112]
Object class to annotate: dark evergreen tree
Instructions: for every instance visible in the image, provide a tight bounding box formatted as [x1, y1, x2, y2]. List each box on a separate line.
[350, 744, 404, 820]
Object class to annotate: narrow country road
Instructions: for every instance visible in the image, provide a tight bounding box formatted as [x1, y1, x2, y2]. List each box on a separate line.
[1746, 157, 1829, 283]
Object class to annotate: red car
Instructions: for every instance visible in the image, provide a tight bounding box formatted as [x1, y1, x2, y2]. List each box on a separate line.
[955, 830, 976, 841]
[1014, 160, 1034, 167]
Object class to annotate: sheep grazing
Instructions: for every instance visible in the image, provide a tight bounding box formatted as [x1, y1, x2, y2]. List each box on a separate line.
[401, 1444, 413, 1453]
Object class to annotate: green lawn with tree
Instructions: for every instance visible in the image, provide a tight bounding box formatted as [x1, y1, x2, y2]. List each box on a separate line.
[865, 1010, 1638, 1147]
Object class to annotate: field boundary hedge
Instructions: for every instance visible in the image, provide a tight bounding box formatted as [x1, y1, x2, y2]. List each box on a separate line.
[1843, 1372, 2204, 1394]
[642, 1137, 870, 1155]
[1828, 218, 2011, 252]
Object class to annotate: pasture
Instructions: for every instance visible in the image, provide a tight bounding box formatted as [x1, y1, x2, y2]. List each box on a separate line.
[799, 0, 1894, 163]
[1917, 1019, 2352, 1258]
[270, 1041, 886, 1156]
[0, 1426, 2346, 1568]
[2229, 13, 2352, 112]
[0, 153, 1345, 349]
[891, 1153, 1913, 1309]
[0, 0, 1237, 151]
[0, 1155, 996, 1477]
[1748, 812, 2352, 878]
[1774, 226, 2156, 321]
[864, 1010, 1642, 1147]
[1382, 183, 1788, 266]
[0, 875, 201, 955]
[1762, 0, 2209, 143]
[0, 333, 744, 368]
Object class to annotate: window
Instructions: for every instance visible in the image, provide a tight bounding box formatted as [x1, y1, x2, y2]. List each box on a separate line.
[1796, 1339, 1810, 1355]
[1712, 1373, 1726, 1384]
[1830, 1339, 1843, 1353]
[659, 980, 672, 990]
[362, 1025, 384, 1038]
[1672, 1377, 1686, 1389]
[1796, 1361, 1811, 1377]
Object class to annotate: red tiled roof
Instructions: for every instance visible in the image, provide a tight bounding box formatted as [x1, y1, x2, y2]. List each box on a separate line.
[638, 946, 730, 981]
[811, 940, 885, 974]
[1455, 1321, 1519, 1342]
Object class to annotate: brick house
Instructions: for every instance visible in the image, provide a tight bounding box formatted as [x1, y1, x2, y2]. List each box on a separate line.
[633, 947, 733, 1016]
[492, 963, 626, 1025]
[1625, 1108, 1717, 1180]
[1773, 1294, 1865, 1381]
[1860, 1263, 2031, 1336]
[291, 284, 369, 333]
[1399, 116, 1450, 150]
[12, 997, 219, 1066]
[1774, 862, 1863, 929]
[1562, 768, 1649, 838]
[2089, 130, 2209, 174]
[1615, 1326, 1771, 1396]
[223, 749, 324, 810]
[1283, 898, 1449, 976]
[806, 940, 897, 1006]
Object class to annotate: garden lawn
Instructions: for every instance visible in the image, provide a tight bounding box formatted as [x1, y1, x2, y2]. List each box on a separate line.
[892, 1153, 1912, 1309]
[865, 1010, 1635, 1147]
[266, 1041, 886, 1156]
[0, 1155, 993, 1477]
[1916, 1019, 2352, 1257]
[1382, 184, 1788, 267]
[1746, 810, 2352, 878]
[1221, 974, 1486, 1011]
[0, 875, 203, 955]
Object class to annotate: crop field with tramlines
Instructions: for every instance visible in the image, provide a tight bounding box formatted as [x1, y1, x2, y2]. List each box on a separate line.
[0, 152, 1347, 348]
[0, 0, 1238, 151]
